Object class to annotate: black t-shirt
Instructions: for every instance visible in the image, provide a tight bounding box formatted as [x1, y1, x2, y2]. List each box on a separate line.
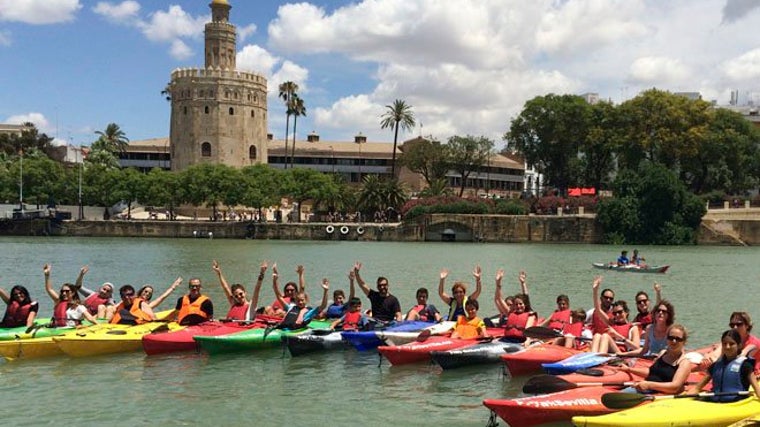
[368, 290, 400, 322]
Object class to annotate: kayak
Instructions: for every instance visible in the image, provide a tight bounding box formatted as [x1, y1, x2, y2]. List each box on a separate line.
[284, 329, 348, 357]
[54, 321, 185, 357]
[378, 328, 504, 365]
[341, 320, 437, 351]
[501, 344, 582, 376]
[377, 321, 455, 347]
[142, 316, 281, 355]
[431, 339, 522, 370]
[0, 335, 65, 360]
[572, 395, 760, 427]
[195, 319, 331, 355]
[729, 414, 760, 426]
[0, 318, 58, 341]
[542, 352, 616, 375]
[592, 263, 670, 274]
[484, 386, 620, 427]
[558, 358, 651, 384]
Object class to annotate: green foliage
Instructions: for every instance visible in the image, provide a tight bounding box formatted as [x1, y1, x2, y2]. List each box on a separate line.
[399, 138, 449, 186]
[380, 99, 416, 177]
[357, 175, 408, 215]
[493, 199, 527, 215]
[93, 123, 129, 154]
[446, 135, 494, 197]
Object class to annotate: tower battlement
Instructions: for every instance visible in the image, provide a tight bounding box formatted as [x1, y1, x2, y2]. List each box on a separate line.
[171, 67, 266, 84]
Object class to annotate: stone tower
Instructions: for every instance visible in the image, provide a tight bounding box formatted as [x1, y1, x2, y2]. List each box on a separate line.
[168, 0, 268, 171]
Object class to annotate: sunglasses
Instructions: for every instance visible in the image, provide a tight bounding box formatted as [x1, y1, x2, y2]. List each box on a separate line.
[729, 322, 745, 328]
[189, 285, 201, 290]
[602, 296, 614, 301]
[284, 288, 296, 293]
[656, 309, 669, 314]
[613, 310, 625, 315]
[234, 293, 245, 298]
[637, 299, 648, 304]
[667, 335, 685, 343]
[60, 289, 72, 294]
[121, 292, 135, 297]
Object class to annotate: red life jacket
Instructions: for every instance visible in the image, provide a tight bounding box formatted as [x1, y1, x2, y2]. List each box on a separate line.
[591, 308, 612, 334]
[341, 311, 363, 331]
[53, 301, 69, 327]
[110, 297, 154, 325]
[611, 322, 632, 338]
[504, 311, 531, 339]
[1, 300, 33, 327]
[547, 309, 571, 332]
[226, 303, 250, 321]
[635, 311, 652, 329]
[84, 293, 110, 316]
[563, 321, 584, 337]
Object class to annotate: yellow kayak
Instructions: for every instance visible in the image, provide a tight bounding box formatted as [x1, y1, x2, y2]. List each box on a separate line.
[54, 320, 183, 358]
[728, 414, 760, 427]
[0, 323, 108, 361]
[573, 396, 760, 427]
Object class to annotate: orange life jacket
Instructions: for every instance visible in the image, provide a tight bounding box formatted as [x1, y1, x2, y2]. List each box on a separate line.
[110, 297, 153, 325]
[177, 295, 210, 325]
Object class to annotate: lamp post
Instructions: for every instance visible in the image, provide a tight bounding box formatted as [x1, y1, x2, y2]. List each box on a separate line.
[18, 146, 23, 210]
[75, 145, 84, 220]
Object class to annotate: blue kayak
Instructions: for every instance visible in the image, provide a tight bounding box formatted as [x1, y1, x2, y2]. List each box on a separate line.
[542, 352, 614, 374]
[341, 320, 434, 351]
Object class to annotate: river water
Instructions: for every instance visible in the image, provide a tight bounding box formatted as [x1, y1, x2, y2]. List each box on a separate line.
[1, 237, 758, 426]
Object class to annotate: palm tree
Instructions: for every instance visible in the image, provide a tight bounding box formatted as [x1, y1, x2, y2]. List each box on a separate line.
[94, 123, 129, 154]
[290, 94, 306, 169]
[278, 81, 299, 169]
[380, 99, 416, 178]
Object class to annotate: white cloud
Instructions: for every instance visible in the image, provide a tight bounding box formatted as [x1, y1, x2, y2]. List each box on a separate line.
[169, 39, 193, 61]
[722, 48, 760, 81]
[271, 61, 309, 93]
[0, 0, 81, 24]
[627, 56, 692, 85]
[0, 29, 10, 46]
[237, 44, 280, 76]
[314, 94, 379, 133]
[137, 5, 206, 42]
[237, 23, 256, 43]
[92, 1, 140, 23]
[5, 112, 51, 133]
[722, 0, 760, 23]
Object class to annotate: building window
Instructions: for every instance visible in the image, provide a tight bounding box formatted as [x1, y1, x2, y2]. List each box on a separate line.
[204, 106, 209, 114]
[201, 142, 211, 157]
[249, 146, 257, 160]
[229, 107, 234, 115]
[250, 110, 254, 118]
[200, 90, 205, 98]
[183, 106, 187, 115]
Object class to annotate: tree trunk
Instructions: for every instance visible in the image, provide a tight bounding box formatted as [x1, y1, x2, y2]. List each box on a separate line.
[291, 115, 298, 169]
[391, 121, 400, 177]
[283, 113, 291, 169]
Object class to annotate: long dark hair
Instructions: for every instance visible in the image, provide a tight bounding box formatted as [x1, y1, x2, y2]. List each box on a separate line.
[10, 285, 32, 306]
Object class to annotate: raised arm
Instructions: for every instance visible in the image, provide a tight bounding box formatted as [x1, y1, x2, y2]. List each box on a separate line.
[0, 287, 9, 304]
[470, 265, 482, 300]
[353, 262, 371, 296]
[272, 263, 287, 308]
[247, 261, 268, 319]
[518, 270, 528, 295]
[494, 269, 509, 315]
[75, 266, 96, 298]
[43, 264, 59, 303]
[347, 269, 356, 301]
[316, 279, 330, 313]
[438, 268, 452, 305]
[296, 265, 306, 294]
[653, 282, 662, 305]
[591, 276, 610, 325]
[212, 260, 233, 305]
[149, 277, 182, 309]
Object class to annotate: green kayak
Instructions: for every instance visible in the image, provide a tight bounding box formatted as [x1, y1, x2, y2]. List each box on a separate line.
[0, 318, 71, 341]
[195, 319, 331, 355]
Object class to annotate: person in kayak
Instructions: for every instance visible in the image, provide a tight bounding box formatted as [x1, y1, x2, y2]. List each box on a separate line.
[616, 250, 630, 266]
[558, 308, 588, 349]
[137, 277, 182, 309]
[586, 276, 615, 338]
[330, 297, 372, 331]
[43, 264, 99, 327]
[619, 300, 675, 358]
[354, 261, 402, 323]
[632, 282, 662, 329]
[110, 284, 156, 325]
[617, 324, 694, 394]
[320, 269, 356, 319]
[494, 269, 536, 344]
[693, 329, 760, 402]
[212, 260, 266, 321]
[73, 266, 115, 320]
[437, 265, 482, 321]
[0, 285, 38, 328]
[631, 249, 646, 267]
[405, 287, 442, 322]
[487, 271, 527, 327]
[704, 312, 760, 373]
[451, 299, 487, 339]
[170, 277, 213, 326]
[263, 265, 306, 317]
[537, 294, 571, 332]
[273, 264, 329, 329]
[590, 299, 640, 354]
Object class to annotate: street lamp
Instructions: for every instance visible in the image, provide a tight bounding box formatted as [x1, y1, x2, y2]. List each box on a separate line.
[77, 146, 84, 220]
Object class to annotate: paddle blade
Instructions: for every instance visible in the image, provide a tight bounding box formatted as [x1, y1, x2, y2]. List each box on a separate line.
[522, 374, 576, 394]
[574, 368, 605, 377]
[523, 326, 562, 340]
[601, 392, 652, 409]
[416, 329, 432, 342]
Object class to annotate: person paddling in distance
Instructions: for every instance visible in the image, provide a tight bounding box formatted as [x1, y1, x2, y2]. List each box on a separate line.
[450, 299, 487, 339]
[170, 277, 213, 326]
[438, 266, 482, 321]
[43, 264, 99, 327]
[212, 260, 267, 321]
[616, 250, 630, 266]
[405, 287, 442, 322]
[494, 269, 537, 345]
[110, 284, 156, 325]
[590, 299, 640, 354]
[0, 284, 38, 328]
[632, 282, 662, 330]
[137, 277, 182, 309]
[617, 324, 695, 394]
[74, 266, 115, 320]
[353, 261, 402, 323]
[330, 297, 372, 331]
[631, 249, 646, 267]
[273, 263, 329, 329]
[692, 329, 760, 401]
[619, 300, 675, 358]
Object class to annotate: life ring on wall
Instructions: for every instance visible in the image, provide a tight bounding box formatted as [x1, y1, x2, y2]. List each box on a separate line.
[326, 225, 335, 234]
[378, 226, 384, 233]
[340, 225, 350, 235]
[356, 226, 365, 235]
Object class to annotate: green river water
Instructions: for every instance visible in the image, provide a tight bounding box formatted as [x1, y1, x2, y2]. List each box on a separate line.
[0, 237, 758, 426]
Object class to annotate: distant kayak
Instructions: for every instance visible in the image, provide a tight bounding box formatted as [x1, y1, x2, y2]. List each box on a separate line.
[592, 263, 669, 273]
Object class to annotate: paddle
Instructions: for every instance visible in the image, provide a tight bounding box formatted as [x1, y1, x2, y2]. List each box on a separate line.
[522, 374, 636, 394]
[601, 390, 751, 410]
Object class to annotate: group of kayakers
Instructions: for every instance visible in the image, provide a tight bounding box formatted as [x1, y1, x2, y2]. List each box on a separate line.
[617, 249, 646, 267]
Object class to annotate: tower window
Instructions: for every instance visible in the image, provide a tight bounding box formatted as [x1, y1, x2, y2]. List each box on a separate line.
[251, 110, 254, 118]
[183, 106, 187, 115]
[205, 106, 209, 114]
[201, 142, 212, 157]
[249, 146, 257, 160]
[229, 107, 234, 115]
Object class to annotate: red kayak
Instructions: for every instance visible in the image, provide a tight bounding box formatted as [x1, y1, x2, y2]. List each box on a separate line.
[142, 316, 281, 355]
[484, 386, 619, 427]
[378, 327, 504, 365]
[501, 344, 581, 376]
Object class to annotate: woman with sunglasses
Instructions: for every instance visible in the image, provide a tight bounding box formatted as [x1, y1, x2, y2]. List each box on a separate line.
[438, 265, 482, 321]
[632, 282, 662, 329]
[618, 324, 694, 394]
[0, 285, 38, 328]
[137, 277, 182, 310]
[704, 312, 760, 373]
[43, 264, 98, 327]
[619, 301, 675, 358]
[212, 260, 266, 321]
[590, 300, 640, 354]
[264, 265, 306, 317]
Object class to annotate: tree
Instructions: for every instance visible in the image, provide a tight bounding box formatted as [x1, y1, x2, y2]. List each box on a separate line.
[279, 81, 299, 169]
[114, 167, 145, 219]
[93, 123, 129, 154]
[180, 163, 239, 220]
[380, 99, 416, 177]
[357, 174, 408, 218]
[239, 164, 282, 217]
[141, 168, 183, 220]
[289, 94, 306, 169]
[399, 138, 449, 187]
[281, 167, 338, 222]
[0, 123, 54, 158]
[446, 135, 494, 197]
[506, 94, 590, 195]
[579, 101, 618, 190]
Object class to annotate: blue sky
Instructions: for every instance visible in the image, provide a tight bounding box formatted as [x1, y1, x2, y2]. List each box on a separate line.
[1, 0, 760, 149]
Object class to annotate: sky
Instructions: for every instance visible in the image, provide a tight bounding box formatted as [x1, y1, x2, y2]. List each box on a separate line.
[1, 0, 760, 149]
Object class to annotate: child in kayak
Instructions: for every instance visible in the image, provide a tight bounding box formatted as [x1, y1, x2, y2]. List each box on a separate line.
[405, 287, 441, 322]
[451, 299, 487, 339]
[693, 329, 760, 401]
[274, 263, 329, 330]
[330, 297, 372, 331]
